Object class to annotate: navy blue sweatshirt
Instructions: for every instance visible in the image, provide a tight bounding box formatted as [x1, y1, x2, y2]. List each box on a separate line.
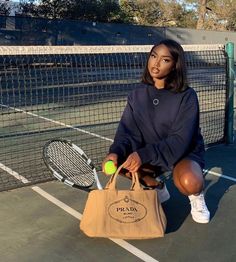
[109, 84, 205, 171]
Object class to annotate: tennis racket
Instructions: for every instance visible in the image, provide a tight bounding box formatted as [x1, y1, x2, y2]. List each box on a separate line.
[43, 139, 103, 191]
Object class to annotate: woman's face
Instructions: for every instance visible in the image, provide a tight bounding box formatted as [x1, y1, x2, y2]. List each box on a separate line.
[148, 44, 175, 81]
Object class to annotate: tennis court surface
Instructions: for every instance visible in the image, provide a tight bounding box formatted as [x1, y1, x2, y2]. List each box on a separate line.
[0, 44, 235, 261]
[0, 142, 235, 262]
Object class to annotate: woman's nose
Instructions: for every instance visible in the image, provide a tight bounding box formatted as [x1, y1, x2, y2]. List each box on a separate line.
[154, 59, 160, 67]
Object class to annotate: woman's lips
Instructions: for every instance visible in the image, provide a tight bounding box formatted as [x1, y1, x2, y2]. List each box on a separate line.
[151, 68, 160, 74]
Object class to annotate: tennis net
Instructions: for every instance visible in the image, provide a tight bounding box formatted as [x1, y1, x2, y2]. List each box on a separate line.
[0, 44, 229, 191]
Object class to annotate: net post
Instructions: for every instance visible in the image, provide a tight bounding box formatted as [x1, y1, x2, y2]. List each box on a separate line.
[225, 42, 235, 144]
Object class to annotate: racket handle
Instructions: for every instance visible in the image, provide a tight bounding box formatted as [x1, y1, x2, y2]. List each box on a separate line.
[95, 176, 103, 189]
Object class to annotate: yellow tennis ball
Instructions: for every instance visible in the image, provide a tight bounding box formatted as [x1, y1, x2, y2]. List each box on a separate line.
[104, 160, 117, 175]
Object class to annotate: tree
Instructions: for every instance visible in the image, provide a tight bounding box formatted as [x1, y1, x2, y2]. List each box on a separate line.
[159, 0, 197, 27]
[184, 0, 236, 31]
[0, 0, 12, 15]
[206, 0, 236, 31]
[16, 0, 236, 31]
[95, 0, 124, 22]
[18, 0, 126, 23]
[119, 0, 136, 23]
[67, 0, 124, 22]
[120, 0, 196, 27]
[119, 0, 187, 27]
[131, 0, 163, 25]
[19, 0, 72, 19]
[227, 11, 236, 30]
[196, 0, 207, 29]
[177, 8, 197, 28]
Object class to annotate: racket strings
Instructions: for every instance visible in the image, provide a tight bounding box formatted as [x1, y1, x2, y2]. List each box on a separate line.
[47, 141, 94, 187]
[48, 147, 94, 186]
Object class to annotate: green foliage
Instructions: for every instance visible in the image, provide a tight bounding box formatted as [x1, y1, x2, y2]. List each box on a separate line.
[16, 0, 236, 31]
[127, 0, 163, 25]
[19, 0, 73, 19]
[178, 9, 197, 28]
[0, 2, 11, 15]
[227, 10, 236, 31]
[19, 0, 126, 22]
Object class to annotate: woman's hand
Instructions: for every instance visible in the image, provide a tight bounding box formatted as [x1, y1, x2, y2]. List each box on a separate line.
[122, 152, 142, 172]
[102, 153, 118, 175]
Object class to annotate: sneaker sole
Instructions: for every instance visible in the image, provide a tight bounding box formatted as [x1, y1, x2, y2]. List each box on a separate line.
[191, 214, 210, 224]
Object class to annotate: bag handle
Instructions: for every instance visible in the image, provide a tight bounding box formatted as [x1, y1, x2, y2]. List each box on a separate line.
[105, 164, 142, 191]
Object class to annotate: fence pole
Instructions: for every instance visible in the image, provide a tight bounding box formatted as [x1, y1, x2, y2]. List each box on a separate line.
[225, 42, 235, 144]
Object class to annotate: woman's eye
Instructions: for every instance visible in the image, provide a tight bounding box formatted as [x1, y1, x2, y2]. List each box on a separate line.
[163, 59, 170, 63]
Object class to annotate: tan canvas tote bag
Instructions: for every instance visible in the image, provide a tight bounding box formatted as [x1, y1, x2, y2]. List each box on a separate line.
[80, 165, 167, 239]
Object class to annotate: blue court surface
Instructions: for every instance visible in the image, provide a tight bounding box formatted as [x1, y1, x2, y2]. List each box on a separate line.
[0, 142, 235, 262]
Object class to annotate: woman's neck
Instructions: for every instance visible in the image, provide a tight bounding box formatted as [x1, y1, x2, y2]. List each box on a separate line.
[154, 79, 165, 89]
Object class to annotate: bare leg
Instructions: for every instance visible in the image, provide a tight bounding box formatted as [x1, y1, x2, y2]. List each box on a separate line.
[173, 159, 204, 196]
[173, 159, 210, 223]
[120, 164, 160, 187]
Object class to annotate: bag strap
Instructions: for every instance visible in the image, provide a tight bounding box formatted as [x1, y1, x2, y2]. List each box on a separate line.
[105, 164, 142, 191]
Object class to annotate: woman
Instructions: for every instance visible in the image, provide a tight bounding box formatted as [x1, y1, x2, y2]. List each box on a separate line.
[102, 39, 210, 224]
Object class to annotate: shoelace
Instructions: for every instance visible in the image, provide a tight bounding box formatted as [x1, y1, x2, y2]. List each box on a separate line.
[191, 194, 208, 212]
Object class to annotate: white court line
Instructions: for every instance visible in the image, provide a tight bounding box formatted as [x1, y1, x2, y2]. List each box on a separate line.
[32, 186, 159, 262]
[2, 104, 235, 260]
[1, 161, 235, 261]
[0, 160, 159, 261]
[2, 103, 235, 185]
[3, 103, 235, 182]
[0, 104, 113, 142]
[0, 163, 30, 184]
[204, 169, 236, 182]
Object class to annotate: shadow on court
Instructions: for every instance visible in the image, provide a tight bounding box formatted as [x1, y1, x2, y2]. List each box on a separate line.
[163, 143, 236, 234]
[0, 143, 235, 262]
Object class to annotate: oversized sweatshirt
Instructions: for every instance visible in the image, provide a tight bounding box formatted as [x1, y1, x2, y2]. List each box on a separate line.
[109, 84, 205, 171]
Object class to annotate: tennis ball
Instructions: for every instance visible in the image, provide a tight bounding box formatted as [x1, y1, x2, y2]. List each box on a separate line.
[104, 160, 117, 175]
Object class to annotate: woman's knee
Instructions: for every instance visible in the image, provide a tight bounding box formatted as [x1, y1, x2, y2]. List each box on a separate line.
[173, 159, 204, 195]
[177, 171, 203, 195]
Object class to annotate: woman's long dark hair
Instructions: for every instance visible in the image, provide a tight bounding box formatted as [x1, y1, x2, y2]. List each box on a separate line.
[142, 39, 188, 92]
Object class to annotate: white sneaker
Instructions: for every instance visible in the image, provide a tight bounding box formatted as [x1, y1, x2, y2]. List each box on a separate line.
[155, 178, 170, 203]
[188, 192, 210, 223]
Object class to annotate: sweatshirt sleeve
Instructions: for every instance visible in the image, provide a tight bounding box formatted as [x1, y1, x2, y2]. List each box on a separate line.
[109, 94, 143, 161]
[136, 89, 200, 169]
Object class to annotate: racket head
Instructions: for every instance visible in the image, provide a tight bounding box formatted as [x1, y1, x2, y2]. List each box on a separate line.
[43, 139, 96, 189]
